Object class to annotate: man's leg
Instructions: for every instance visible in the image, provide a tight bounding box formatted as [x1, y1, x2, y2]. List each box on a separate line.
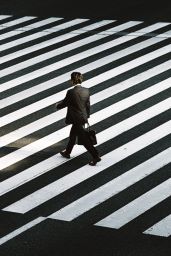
[61, 124, 101, 165]
[76, 125, 99, 159]
[65, 125, 77, 154]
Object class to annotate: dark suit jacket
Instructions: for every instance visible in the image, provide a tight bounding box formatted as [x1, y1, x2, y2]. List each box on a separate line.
[56, 85, 90, 125]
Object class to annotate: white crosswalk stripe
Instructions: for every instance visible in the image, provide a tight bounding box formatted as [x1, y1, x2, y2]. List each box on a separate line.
[95, 178, 171, 229]
[1, 31, 170, 107]
[2, 121, 171, 213]
[0, 19, 110, 62]
[0, 16, 36, 30]
[0, 14, 170, 244]
[0, 79, 171, 168]
[143, 214, 171, 237]
[1, 45, 170, 123]
[0, 99, 170, 195]
[1, 22, 144, 79]
[0, 66, 170, 147]
[0, 15, 12, 21]
[1, 36, 170, 95]
[48, 149, 171, 221]
[0, 21, 138, 92]
[0, 17, 63, 41]
[0, 217, 46, 246]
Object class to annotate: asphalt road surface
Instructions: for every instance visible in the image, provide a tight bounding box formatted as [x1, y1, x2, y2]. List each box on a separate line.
[0, 2, 170, 256]
[0, 0, 171, 21]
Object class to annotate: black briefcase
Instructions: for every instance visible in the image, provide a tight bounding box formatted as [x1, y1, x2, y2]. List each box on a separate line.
[77, 123, 97, 145]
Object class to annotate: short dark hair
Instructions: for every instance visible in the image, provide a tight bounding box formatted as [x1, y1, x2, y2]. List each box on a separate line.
[71, 72, 83, 85]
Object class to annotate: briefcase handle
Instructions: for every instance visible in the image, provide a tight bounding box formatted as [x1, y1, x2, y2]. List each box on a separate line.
[85, 122, 90, 131]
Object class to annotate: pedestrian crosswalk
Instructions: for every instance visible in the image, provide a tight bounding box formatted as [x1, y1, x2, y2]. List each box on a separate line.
[0, 14, 171, 246]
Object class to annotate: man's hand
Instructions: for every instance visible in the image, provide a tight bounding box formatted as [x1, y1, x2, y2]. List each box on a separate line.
[55, 92, 69, 111]
[55, 102, 59, 110]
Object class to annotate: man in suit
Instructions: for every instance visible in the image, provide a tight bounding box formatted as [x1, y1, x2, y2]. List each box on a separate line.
[56, 72, 101, 166]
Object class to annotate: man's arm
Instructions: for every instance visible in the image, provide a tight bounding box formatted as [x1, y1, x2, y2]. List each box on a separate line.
[86, 92, 90, 118]
[56, 90, 70, 110]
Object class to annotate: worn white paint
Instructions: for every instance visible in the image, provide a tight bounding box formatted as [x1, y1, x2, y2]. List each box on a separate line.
[2, 121, 170, 213]
[144, 214, 171, 237]
[95, 179, 171, 229]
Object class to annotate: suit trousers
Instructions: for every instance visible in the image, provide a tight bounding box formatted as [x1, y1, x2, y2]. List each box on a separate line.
[66, 124, 99, 159]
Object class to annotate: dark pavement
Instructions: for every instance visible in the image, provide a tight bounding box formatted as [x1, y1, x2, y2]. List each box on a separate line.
[0, 0, 171, 21]
[0, 217, 171, 256]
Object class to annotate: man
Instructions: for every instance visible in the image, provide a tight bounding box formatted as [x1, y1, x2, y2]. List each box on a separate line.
[56, 72, 101, 166]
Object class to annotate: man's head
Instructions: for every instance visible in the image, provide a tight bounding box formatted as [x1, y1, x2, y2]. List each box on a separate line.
[71, 72, 83, 85]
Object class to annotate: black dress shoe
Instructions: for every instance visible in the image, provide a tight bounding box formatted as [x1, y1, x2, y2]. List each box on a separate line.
[89, 156, 101, 166]
[60, 151, 70, 159]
